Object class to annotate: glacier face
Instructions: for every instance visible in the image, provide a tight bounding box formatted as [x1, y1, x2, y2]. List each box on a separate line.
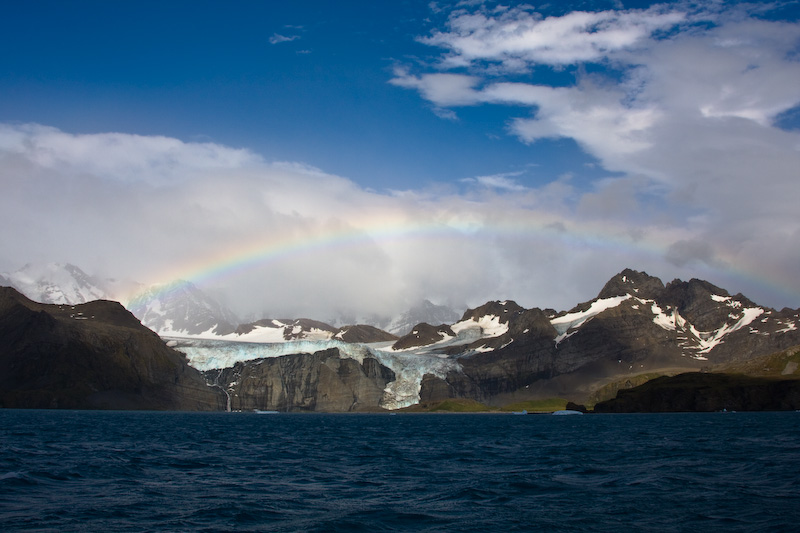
[169, 337, 460, 410]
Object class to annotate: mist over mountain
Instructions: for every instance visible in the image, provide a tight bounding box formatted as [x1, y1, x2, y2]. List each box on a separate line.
[4, 263, 109, 306]
[382, 300, 462, 336]
[0, 262, 458, 340]
[126, 280, 240, 337]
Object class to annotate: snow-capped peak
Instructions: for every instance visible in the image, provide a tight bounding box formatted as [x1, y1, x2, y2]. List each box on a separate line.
[126, 279, 239, 337]
[2, 262, 108, 305]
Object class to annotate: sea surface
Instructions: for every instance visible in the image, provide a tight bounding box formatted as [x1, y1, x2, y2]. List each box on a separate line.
[2, 410, 800, 532]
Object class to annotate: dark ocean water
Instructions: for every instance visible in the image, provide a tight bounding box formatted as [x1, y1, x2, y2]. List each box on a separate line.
[2, 410, 800, 532]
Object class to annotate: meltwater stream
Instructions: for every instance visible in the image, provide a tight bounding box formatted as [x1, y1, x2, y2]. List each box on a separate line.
[3, 410, 800, 532]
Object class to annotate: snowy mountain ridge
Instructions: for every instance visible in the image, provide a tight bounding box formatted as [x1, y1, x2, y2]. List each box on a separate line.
[2, 263, 110, 306]
[126, 279, 240, 337]
[4, 264, 798, 364]
[384, 268, 800, 367]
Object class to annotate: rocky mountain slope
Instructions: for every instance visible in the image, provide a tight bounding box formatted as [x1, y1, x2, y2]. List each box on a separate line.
[0, 287, 224, 410]
[223, 318, 397, 344]
[186, 269, 799, 411]
[593, 370, 800, 412]
[394, 269, 800, 405]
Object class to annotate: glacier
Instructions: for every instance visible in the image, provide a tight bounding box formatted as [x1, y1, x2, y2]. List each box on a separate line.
[168, 337, 461, 410]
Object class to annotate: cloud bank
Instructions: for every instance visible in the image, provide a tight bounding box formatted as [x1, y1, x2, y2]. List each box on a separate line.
[1, 2, 799, 320]
[0, 121, 711, 320]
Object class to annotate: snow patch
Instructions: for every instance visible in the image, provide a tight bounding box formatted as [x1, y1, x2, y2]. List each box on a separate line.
[550, 295, 631, 343]
[451, 314, 509, 339]
[691, 307, 765, 355]
[651, 302, 677, 331]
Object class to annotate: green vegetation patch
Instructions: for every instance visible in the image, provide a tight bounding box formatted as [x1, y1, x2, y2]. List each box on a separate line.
[500, 398, 568, 413]
[429, 399, 494, 412]
[401, 398, 495, 412]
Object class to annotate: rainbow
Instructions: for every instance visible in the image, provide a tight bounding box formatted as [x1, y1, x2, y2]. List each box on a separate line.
[124, 210, 798, 309]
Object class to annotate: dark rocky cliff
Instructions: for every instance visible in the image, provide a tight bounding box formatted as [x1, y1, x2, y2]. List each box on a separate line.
[593, 345, 800, 412]
[0, 287, 224, 410]
[593, 372, 800, 412]
[207, 348, 395, 412]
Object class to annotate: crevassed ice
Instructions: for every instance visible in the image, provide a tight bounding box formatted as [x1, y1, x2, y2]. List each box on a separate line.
[173, 338, 358, 371]
[158, 321, 337, 343]
[372, 349, 460, 410]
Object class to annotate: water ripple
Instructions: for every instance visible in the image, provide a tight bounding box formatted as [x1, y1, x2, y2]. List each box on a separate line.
[2, 411, 800, 531]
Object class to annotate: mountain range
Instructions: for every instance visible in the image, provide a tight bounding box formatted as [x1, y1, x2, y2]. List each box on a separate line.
[402, 268, 800, 407]
[0, 263, 457, 338]
[1, 264, 799, 412]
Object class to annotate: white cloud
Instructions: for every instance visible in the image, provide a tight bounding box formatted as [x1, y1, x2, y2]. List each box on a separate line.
[269, 33, 300, 45]
[389, 69, 482, 106]
[390, 2, 800, 309]
[0, 123, 260, 185]
[388, 72, 661, 159]
[420, 5, 686, 69]
[4, 4, 800, 317]
[462, 172, 528, 191]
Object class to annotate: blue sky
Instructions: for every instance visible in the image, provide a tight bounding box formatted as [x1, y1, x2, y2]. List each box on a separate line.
[1, 0, 799, 319]
[0, 0, 634, 188]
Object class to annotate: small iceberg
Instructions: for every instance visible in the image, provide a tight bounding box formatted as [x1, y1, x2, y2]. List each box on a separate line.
[253, 409, 280, 414]
[552, 410, 584, 416]
[512, 409, 528, 415]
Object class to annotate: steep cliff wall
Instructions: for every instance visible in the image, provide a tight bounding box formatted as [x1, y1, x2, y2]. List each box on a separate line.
[209, 348, 395, 412]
